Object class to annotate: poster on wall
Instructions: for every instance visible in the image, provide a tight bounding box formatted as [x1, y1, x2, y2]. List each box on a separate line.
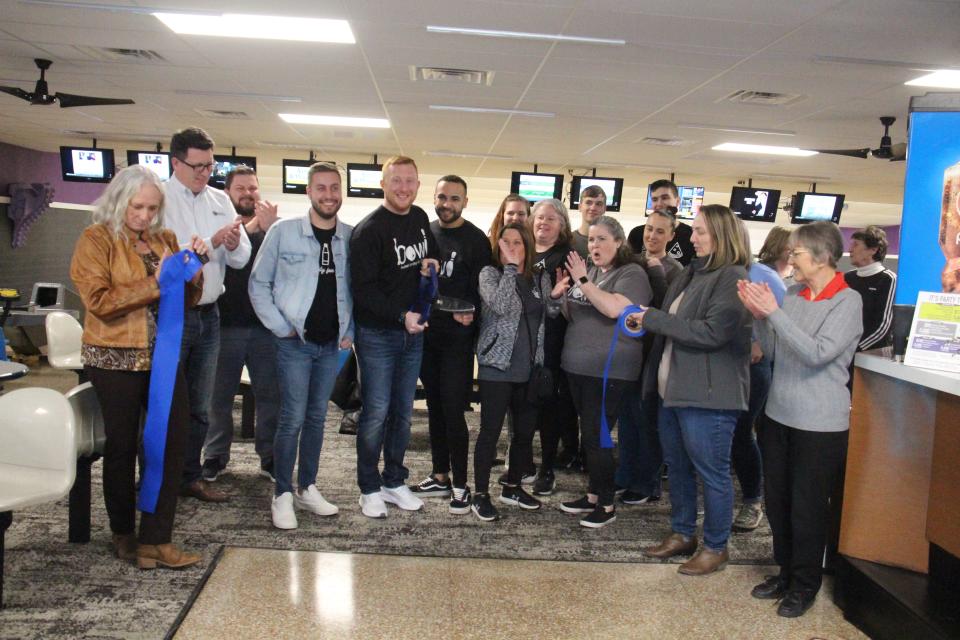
[904, 291, 960, 373]
[896, 94, 960, 306]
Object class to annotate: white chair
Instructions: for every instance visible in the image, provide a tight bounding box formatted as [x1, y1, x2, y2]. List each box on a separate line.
[45, 311, 83, 371]
[64, 382, 106, 543]
[0, 387, 77, 608]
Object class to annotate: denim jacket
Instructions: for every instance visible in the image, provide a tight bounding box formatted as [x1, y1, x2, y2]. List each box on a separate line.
[249, 216, 354, 343]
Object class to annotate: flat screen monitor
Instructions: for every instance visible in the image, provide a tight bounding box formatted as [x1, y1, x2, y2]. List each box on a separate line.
[569, 175, 624, 212]
[208, 155, 257, 189]
[510, 171, 564, 204]
[60, 146, 115, 183]
[791, 192, 845, 224]
[126, 150, 172, 180]
[346, 163, 384, 198]
[282, 159, 315, 195]
[729, 186, 781, 223]
[646, 184, 704, 220]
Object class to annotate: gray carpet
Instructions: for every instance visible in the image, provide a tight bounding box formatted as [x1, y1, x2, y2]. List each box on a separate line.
[1, 402, 773, 640]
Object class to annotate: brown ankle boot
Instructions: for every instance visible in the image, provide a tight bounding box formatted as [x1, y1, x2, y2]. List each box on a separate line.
[678, 547, 729, 576]
[137, 543, 202, 570]
[642, 532, 698, 559]
[111, 533, 138, 562]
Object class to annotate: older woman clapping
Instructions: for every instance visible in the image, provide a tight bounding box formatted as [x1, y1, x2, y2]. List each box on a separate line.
[737, 221, 862, 618]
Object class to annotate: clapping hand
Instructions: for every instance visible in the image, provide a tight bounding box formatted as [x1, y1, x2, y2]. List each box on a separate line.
[213, 220, 242, 251]
[255, 200, 279, 231]
[565, 251, 588, 282]
[737, 280, 778, 319]
[550, 267, 571, 299]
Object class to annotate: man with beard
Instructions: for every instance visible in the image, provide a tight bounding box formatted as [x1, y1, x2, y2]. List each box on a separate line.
[249, 162, 354, 529]
[203, 166, 281, 483]
[411, 176, 491, 514]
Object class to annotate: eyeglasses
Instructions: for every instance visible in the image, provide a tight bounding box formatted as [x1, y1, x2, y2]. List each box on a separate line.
[788, 249, 810, 259]
[177, 159, 216, 174]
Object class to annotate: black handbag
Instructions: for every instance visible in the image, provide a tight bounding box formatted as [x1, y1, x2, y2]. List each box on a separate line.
[521, 276, 553, 404]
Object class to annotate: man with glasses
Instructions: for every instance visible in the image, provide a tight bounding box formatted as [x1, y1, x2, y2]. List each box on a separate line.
[164, 126, 251, 503]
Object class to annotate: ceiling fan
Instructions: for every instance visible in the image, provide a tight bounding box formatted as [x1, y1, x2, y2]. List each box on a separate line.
[0, 58, 135, 108]
[814, 116, 907, 161]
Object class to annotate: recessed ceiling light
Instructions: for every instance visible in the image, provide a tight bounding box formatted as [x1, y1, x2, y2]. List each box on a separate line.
[154, 13, 355, 43]
[713, 143, 818, 157]
[905, 70, 960, 89]
[279, 114, 390, 128]
[679, 123, 796, 136]
[426, 25, 624, 46]
[429, 105, 555, 118]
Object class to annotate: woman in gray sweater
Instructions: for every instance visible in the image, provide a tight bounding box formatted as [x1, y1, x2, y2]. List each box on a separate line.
[738, 221, 862, 618]
[626, 205, 752, 576]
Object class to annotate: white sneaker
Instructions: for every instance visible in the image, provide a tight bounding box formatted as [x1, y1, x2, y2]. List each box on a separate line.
[359, 491, 388, 519]
[271, 492, 298, 530]
[380, 485, 424, 511]
[294, 485, 339, 516]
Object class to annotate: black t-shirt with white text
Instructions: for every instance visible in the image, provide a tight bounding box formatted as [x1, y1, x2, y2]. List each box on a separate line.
[303, 226, 339, 344]
[428, 219, 492, 336]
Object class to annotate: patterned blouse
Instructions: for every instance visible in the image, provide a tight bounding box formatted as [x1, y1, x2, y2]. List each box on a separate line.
[81, 252, 160, 371]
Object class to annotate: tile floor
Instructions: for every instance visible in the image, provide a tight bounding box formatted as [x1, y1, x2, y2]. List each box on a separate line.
[174, 548, 868, 640]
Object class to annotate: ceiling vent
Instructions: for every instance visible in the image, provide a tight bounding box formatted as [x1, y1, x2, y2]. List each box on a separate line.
[74, 46, 168, 63]
[718, 90, 805, 107]
[194, 108, 251, 120]
[410, 66, 494, 86]
[638, 137, 689, 146]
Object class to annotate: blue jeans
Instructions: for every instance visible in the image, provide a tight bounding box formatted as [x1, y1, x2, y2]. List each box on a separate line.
[354, 325, 423, 495]
[273, 337, 340, 496]
[206, 325, 280, 466]
[658, 403, 738, 552]
[615, 392, 662, 497]
[180, 305, 220, 486]
[732, 357, 772, 503]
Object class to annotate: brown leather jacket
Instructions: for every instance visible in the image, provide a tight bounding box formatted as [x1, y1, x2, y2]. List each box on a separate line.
[70, 223, 202, 349]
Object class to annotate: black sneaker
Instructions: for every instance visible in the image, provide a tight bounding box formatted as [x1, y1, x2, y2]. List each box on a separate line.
[560, 495, 596, 514]
[471, 493, 499, 522]
[259, 459, 275, 482]
[532, 470, 556, 496]
[499, 485, 541, 510]
[201, 458, 223, 482]
[497, 471, 536, 487]
[410, 475, 452, 497]
[619, 490, 660, 505]
[580, 505, 617, 529]
[449, 486, 472, 515]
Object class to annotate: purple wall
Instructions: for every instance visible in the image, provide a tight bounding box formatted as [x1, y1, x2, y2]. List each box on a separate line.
[0, 141, 106, 205]
[840, 224, 901, 255]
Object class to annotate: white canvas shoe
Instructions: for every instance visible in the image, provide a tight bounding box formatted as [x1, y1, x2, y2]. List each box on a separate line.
[380, 485, 424, 511]
[359, 491, 388, 519]
[271, 492, 298, 530]
[294, 485, 339, 516]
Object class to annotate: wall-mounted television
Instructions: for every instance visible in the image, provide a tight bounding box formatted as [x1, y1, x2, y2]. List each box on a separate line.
[208, 154, 257, 189]
[346, 163, 384, 198]
[646, 184, 704, 220]
[282, 159, 314, 195]
[729, 186, 781, 223]
[791, 191, 845, 224]
[60, 146, 115, 183]
[510, 171, 564, 204]
[126, 150, 171, 180]
[570, 175, 624, 212]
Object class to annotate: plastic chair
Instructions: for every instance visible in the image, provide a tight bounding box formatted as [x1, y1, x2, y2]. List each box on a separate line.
[64, 383, 106, 544]
[0, 387, 77, 608]
[45, 311, 82, 371]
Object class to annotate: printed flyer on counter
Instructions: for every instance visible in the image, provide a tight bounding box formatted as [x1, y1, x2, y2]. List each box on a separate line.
[904, 291, 960, 373]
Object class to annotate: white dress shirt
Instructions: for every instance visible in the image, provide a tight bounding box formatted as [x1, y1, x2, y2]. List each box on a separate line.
[163, 174, 251, 305]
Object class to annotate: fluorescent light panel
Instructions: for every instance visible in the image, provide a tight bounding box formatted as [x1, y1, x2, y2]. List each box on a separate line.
[279, 114, 390, 128]
[426, 25, 624, 46]
[429, 105, 554, 118]
[713, 143, 818, 157]
[905, 70, 960, 89]
[176, 90, 302, 102]
[154, 13, 355, 43]
[679, 123, 795, 136]
[424, 150, 513, 160]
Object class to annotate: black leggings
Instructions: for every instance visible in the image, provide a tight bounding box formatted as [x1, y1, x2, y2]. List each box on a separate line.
[474, 380, 538, 494]
[566, 373, 632, 507]
[86, 365, 190, 545]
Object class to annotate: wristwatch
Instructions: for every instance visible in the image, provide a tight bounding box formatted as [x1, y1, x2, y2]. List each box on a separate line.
[578, 275, 589, 285]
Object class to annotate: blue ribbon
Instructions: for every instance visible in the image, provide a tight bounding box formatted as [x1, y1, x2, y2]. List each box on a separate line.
[409, 263, 438, 325]
[599, 305, 646, 449]
[138, 250, 203, 513]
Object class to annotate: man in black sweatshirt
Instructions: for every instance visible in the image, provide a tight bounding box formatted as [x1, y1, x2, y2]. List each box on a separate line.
[845, 225, 897, 351]
[350, 156, 439, 518]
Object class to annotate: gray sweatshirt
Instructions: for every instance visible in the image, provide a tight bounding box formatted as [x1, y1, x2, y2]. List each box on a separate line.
[758, 283, 863, 432]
